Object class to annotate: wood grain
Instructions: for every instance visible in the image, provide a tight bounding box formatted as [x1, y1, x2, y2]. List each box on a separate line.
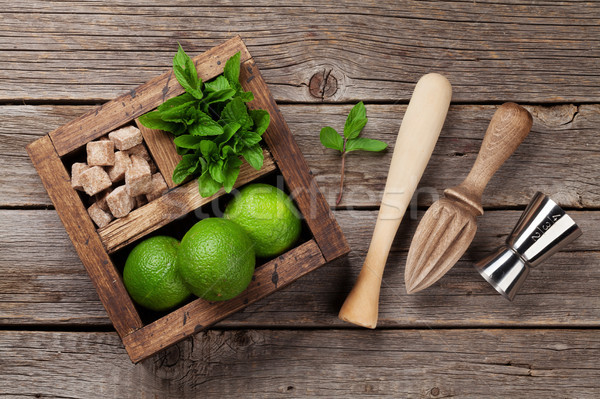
[2, 208, 599, 328]
[25, 136, 143, 336]
[98, 149, 276, 253]
[1, 1, 599, 103]
[123, 240, 325, 363]
[48, 36, 251, 156]
[134, 119, 180, 188]
[1, 329, 599, 397]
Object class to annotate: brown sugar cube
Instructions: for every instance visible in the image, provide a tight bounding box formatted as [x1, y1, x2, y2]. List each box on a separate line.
[125, 143, 151, 162]
[79, 166, 112, 196]
[146, 173, 168, 202]
[71, 162, 90, 191]
[109, 125, 143, 151]
[135, 195, 148, 208]
[106, 151, 131, 183]
[95, 188, 113, 212]
[87, 140, 115, 166]
[106, 185, 135, 218]
[125, 155, 152, 196]
[87, 202, 113, 228]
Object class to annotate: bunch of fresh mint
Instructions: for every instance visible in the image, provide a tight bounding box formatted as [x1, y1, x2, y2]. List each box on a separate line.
[139, 45, 270, 197]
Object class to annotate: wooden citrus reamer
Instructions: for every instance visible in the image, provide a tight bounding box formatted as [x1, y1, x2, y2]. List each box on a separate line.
[338, 73, 452, 328]
[405, 102, 533, 294]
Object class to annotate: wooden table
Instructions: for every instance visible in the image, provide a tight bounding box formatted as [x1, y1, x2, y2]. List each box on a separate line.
[2, 2, 599, 397]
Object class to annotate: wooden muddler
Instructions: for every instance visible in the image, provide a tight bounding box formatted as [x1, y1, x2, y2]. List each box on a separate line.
[338, 73, 452, 328]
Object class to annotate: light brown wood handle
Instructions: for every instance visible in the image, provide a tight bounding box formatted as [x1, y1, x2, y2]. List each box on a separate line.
[461, 102, 532, 200]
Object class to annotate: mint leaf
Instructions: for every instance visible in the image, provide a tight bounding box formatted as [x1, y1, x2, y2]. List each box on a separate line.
[208, 159, 225, 183]
[346, 137, 388, 152]
[215, 122, 241, 148]
[204, 75, 230, 92]
[172, 154, 197, 185]
[160, 102, 195, 124]
[173, 134, 203, 149]
[188, 109, 224, 136]
[199, 140, 217, 159]
[241, 144, 263, 170]
[236, 90, 254, 102]
[221, 97, 252, 129]
[157, 93, 196, 112]
[224, 52, 241, 87]
[223, 156, 242, 192]
[249, 109, 270, 135]
[320, 127, 343, 151]
[173, 44, 203, 100]
[202, 88, 236, 105]
[138, 111, 185, 135]
[239, 130, 262, 147]
[343, 102, 368, 139]
[198, 170, 221, 197]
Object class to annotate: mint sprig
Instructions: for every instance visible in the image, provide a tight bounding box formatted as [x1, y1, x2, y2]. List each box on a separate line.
[138, 46, 270, 197]
[319, 102, 387, 205]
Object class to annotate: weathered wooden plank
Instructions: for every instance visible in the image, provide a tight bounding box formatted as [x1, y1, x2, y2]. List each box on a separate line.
[1, 329, 599, 397]
[135, 119, 180, 188]
[7, 104, 600, 208]
[0, 1, 598, 103]
[1, 209, 598, 327]
[26, 136, 143, 336]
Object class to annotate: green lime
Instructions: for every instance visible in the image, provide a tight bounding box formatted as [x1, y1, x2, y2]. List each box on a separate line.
[224, 183, 301, 257]
[123, 235, 191, 311]
[176, 218, 255, 302]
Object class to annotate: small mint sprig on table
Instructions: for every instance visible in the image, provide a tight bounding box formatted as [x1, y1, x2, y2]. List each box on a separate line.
[138, 45, 270, 197]
[319, 102, 388, 205]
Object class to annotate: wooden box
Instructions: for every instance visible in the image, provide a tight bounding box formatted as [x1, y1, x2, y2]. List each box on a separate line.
[26, 36, 349, 363]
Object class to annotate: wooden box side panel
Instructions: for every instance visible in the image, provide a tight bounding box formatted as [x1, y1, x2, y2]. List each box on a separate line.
[122, 239, 325, 363]
[134, 119, 180, 188]
[50, 36, 251, 156]
[239, 58, 350, 262]
[26, 136, 143, 337]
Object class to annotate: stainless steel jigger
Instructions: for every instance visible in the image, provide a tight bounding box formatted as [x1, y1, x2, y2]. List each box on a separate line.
[475, 192, 582, 301]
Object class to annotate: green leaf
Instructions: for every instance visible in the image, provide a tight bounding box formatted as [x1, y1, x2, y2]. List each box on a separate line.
[176, 145, 190, 156]
[199, 140, 218, 159]
[160, 102, 195, 124]
[188, 109, 225, 136]
[223, 156, 243, 192]
[208, 159, 225, 183]
[346, 137, 388, 152]
[172, 154, 197, 185]
[235, 90, 254, 102]
[138, 111, 185, 135]
[202, 88, 236, 105]
[173, 44, 203, 100]
[239, 130, 262, 147]
[215, 122, 241, 148]
[173, 134, 203, 149]
[343, 102, 368, 139]
[249, 109, 270, 135]
[224, 52, 241, 87]
[204, 75, 230, 92]
[198, 170, 222, 197]
[319, 127, 343, 151]
[241, 144, 264, 170]
[221, 97, 252, 129]
[157, 93, 196, 112]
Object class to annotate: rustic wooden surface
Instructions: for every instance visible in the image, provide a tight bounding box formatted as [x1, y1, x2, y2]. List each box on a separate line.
[2, 1, 599, 397]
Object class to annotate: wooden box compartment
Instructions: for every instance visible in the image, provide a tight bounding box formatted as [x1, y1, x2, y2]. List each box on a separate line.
[26, 36, 349, 363]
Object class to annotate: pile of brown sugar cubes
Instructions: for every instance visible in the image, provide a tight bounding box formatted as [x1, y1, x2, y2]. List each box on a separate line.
[70, 125, 168, 228]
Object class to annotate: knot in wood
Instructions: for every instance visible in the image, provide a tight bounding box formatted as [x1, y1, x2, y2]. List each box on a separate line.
[430, 387, 440, 396]
[309, 69, 338, 100]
